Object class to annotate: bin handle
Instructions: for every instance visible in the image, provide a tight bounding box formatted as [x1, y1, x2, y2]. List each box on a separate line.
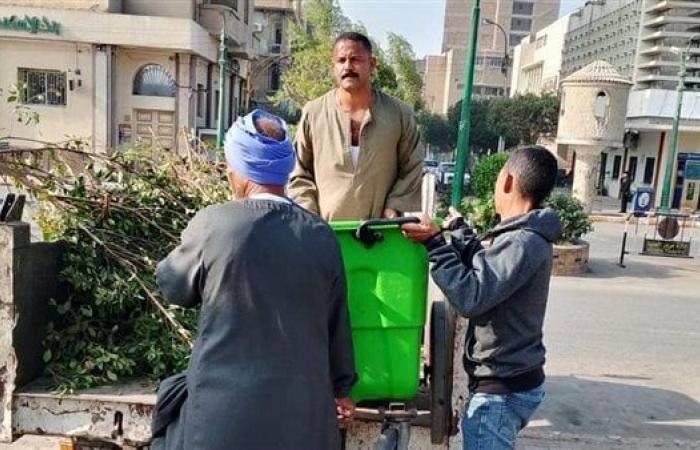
[354, 216, 421, 248]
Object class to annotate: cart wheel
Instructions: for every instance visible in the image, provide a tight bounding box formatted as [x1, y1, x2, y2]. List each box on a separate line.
[429, 300, 455, 445]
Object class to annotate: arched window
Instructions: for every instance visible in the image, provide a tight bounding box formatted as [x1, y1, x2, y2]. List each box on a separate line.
[133, 64, 176, 97]
[594, 91, 609, 120]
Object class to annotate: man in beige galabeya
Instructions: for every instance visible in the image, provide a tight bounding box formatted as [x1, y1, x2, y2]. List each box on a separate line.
[288, 31, 423, 221]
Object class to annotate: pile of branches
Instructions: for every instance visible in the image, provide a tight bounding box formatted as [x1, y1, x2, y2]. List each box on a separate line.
[0, 139, 229, 392]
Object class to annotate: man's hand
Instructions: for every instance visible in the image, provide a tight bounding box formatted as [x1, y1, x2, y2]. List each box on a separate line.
[401, 213, 441, 243]
[336, 397, 355, 424]
[382, 208, 399, 219]
[444, 206, 468, 231]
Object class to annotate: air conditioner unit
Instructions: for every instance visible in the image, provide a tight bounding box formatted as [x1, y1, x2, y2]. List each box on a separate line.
[253, 22, 263, 33]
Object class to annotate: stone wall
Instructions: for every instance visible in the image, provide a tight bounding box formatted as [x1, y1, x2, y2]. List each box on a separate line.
[552, 240, 590, 275]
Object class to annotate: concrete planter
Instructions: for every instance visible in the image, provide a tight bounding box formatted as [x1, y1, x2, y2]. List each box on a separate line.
[552, 239, 589, 276]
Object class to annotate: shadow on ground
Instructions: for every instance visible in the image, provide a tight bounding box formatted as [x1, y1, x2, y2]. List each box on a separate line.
[583, 256, 698, 280]
[529, 376, 700, 441]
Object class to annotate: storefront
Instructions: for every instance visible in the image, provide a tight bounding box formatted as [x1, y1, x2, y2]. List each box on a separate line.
[0, 5, 249, 152]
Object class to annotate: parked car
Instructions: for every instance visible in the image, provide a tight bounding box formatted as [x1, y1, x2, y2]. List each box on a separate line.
[437, 162, 470, 191]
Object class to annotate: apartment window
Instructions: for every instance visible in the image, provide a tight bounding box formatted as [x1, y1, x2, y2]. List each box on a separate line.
[270, 65, 280, 91]
[510, 33, 526, 46]
[512, 1, 534, 16]
[214, 90, 220, 120]
[275, 24, 283, 46]
[511, 18, 532, 32]
[481, 86, 501, 96]
[643, 157, 655, 184]
[629, 156, 638, 181]
[18, 68, 66, 106]
[197, 84, 205, 118]
[612, 155, 622, 180]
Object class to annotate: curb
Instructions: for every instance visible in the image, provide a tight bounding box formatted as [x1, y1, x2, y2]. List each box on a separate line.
[590, 214, 700, 228]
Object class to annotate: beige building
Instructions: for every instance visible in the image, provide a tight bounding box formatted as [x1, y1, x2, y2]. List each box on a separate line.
[0, 0, 255, 152]
[250, 0, 296, 109]
[423, 0, 560, 115]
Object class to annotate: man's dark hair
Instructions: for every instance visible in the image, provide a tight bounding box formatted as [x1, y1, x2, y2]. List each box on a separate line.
[334, 32, 373, 54]
[504, 145, 558, 206]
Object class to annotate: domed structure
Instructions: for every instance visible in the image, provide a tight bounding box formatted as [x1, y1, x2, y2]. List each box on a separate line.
[557, 61, 633, 212]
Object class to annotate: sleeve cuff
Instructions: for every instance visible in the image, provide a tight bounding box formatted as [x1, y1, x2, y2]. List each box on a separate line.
[425, 232, 447, 252]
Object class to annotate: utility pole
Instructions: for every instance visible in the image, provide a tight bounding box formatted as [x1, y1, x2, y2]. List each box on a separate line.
[216, 25, 228, 148]
[660, 35, 700, 212]
[452, 0, 481, 208]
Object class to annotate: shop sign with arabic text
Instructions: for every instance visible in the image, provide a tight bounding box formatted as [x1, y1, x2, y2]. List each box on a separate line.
[0, 15, 60, 35]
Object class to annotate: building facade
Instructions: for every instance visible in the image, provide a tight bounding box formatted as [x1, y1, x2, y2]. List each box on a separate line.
[506, 0, 700, 212]
[561, 0, 642, 81]
[250, 0, 295, 109]
[626, 0, 700, 211]
[510, 14, 570, 96]
[0, 0, 255, 152]
[422, 0, 560, 115]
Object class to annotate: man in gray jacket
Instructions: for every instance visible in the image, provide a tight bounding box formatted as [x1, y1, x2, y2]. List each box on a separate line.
[151, 110, 357, 450]
[402, 146, 562, 449]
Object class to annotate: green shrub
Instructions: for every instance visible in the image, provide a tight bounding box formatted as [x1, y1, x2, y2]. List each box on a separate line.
[441, 192, 593, 243]
[2, 144, 228, 392]
[460, 195, 499, 233]
[471, 153, 509, 199]
[546, 194, 593, 244]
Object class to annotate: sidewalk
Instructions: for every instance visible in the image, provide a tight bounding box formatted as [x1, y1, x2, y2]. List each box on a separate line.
[587, 195, 700, 229]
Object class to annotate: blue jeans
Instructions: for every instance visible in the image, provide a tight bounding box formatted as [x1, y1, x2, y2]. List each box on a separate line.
[462, 384, 545, 450]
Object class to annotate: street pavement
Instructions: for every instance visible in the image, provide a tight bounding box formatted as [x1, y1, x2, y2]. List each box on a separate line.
[519, 221, 700, 449]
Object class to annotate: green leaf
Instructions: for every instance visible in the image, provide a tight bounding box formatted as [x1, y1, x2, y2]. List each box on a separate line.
[43, 349, 52, 363]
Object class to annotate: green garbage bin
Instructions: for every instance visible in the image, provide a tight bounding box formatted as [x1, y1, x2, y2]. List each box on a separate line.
[330, 218, 428, 402]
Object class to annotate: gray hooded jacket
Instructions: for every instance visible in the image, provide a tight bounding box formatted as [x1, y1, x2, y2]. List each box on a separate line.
[428, 208, 562, 382]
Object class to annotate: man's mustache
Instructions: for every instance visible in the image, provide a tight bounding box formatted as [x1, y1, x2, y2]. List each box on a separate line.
[341, 71, 359, 79]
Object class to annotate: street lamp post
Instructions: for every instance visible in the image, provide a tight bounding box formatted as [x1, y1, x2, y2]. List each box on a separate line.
[659, 34, 700, 212]
[482, 17, 510, 153]
[216, 25, 228, 149]
[482, 17, 509, 96]
[452, 0, 481, 207]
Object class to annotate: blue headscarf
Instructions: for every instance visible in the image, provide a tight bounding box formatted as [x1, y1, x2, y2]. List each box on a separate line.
[224, 110, 295, 186]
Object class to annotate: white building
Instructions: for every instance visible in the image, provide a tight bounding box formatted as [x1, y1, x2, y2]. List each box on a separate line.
[0, 0, 256, 152]
[626, 0, 700, 211]
[510, 14, 571, 96]
[561, 0, 643, 81]
[509, 0, 700, 212]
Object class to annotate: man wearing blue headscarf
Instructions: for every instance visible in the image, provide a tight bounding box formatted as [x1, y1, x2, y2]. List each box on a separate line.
[151, 110, 357, 450]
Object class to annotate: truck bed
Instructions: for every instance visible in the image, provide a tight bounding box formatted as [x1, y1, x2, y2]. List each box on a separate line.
[13, 378, 157, 446]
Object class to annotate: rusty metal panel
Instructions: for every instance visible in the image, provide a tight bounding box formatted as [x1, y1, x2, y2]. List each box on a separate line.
[13, 391, 155, 446]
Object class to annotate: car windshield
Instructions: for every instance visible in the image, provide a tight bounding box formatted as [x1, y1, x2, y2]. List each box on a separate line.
[425, 160, 438, 167]
[441, 163, 455, 171]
